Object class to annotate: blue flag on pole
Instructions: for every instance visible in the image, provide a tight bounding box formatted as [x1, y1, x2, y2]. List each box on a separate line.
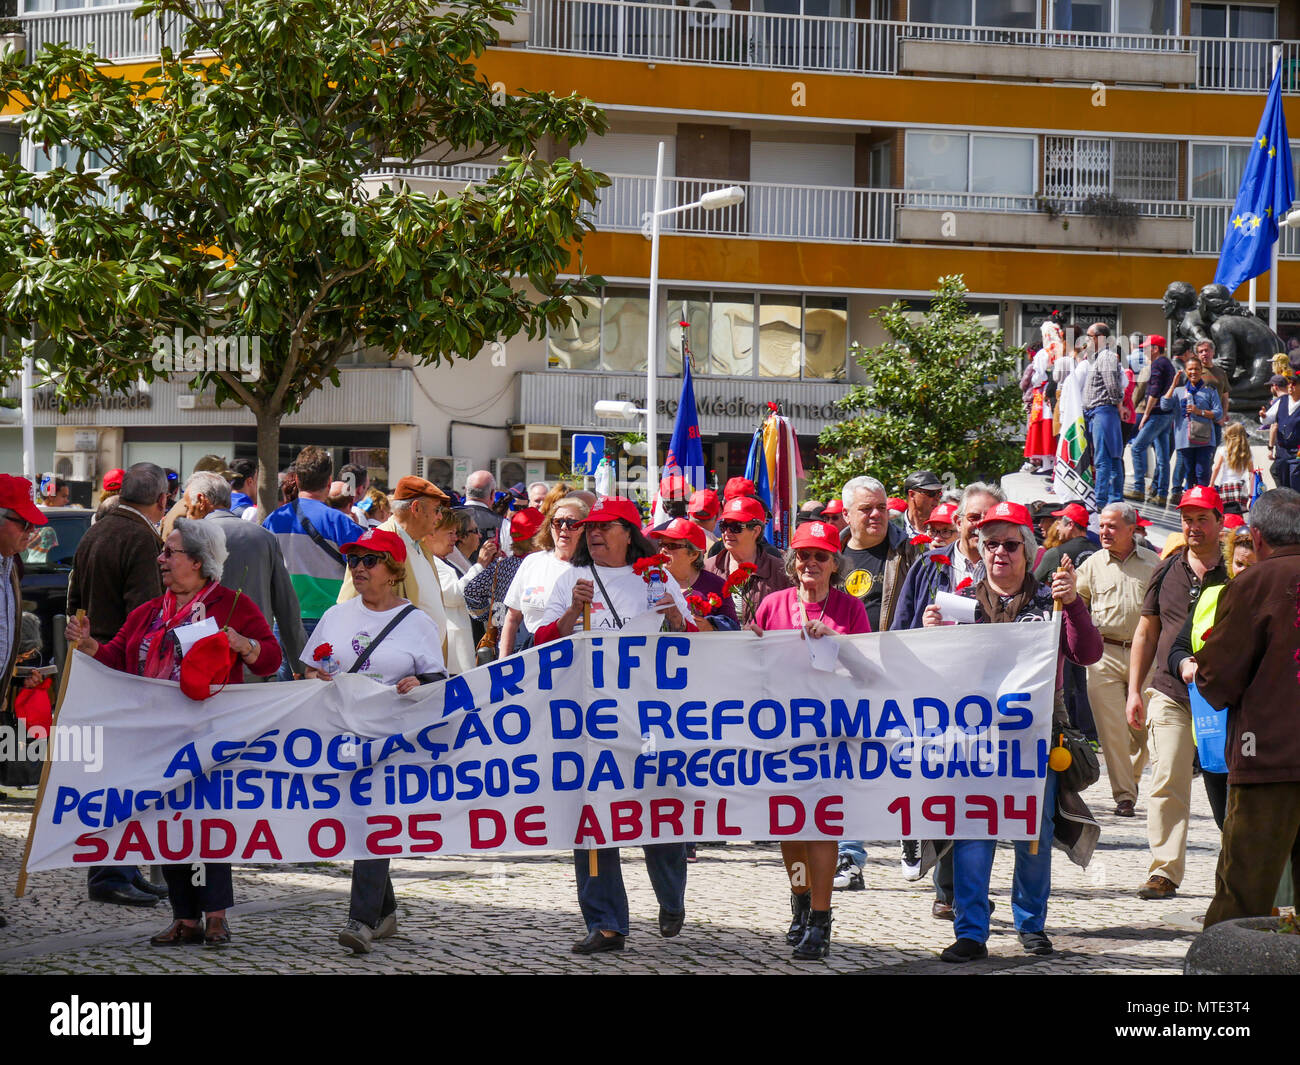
[663, 359, 706, 491]
[1213, 63, 1295, 293]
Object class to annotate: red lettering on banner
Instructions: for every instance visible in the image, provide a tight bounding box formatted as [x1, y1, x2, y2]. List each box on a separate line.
[308, 818, 346, 858]
[515, 807, 547, 846]
[200, 819, 236, 859]
[573, 804, 607, 846]
[887, 796, 911, 835]
[921, 795, 955, 835]
[409, 814, 443, 853]
[470, 809, 507, 849]
[965, 795, 997, 835]
[113, 821, 154, 862]
[610, 801, 643, 841]
[716, 798, 743, 836]
[769, 796, 805, 835]
[366, 815, 403, 855]
[813, 797, 844, 836]
[649, 798, 684, 837]
[241, 819, 282, 860]
[73, 833, 109, 863]
[1004, 794, 1038, 837]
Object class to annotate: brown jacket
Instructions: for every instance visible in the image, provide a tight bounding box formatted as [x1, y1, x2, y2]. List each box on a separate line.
[67, 506, 163, 643]
[1197, 544, 1300, 785]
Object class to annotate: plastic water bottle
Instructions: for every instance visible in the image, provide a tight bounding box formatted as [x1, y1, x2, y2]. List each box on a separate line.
[646, 570, 664, 612]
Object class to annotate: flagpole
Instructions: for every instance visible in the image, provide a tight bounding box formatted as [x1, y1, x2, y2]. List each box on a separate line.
[1270, 43, 1283, 333]
[645, 141, 665, 496]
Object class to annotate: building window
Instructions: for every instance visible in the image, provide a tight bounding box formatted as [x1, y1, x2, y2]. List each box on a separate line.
[910, 0, 1039, 28]
[549, 287, 847, 380]
[905, 132, 1035, 197]
[1052, 0, 1178, 34]
[1020, 303, 1120, 348]
[1192, 4, 1278, 91]
[1043, 136, 1177, 201]
[1191, 140, 1300, 199]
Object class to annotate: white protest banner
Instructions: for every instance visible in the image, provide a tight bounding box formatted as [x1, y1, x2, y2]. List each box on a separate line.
[23, 620, 1059, 874]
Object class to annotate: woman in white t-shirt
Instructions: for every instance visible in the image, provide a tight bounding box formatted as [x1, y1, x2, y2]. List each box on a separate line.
[533, 497, 693, 956]
[499, 492, 591, 655]
[1210, 421, 1253, 515]
[301, 528, 445, 956]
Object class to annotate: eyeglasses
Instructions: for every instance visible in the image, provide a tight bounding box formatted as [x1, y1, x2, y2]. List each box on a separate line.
[718, 521, 758, 534]
[160, 546, 189, 559]
[982, 539, 1023, 554]
[583, 521, 617, 532]
[551, 517, 582, 531]
[345, 553, 385, 569]
[3, 514, 34, 533]
[795, 549, 833, 563]
[658, 541, 692, 552]
[913, 489, 942, 500]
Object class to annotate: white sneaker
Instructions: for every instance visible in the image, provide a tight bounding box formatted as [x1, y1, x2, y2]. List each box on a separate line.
[373, 912, 397, 941]
[338, 919, 374, 954]
[832, 855, 864, 891]
[901, 839, 922, 880]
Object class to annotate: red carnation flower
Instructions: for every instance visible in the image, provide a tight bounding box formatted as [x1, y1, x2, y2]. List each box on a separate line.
[955, 577, 973, 593]
[736, 562, 758, 577]
[707, 593, 722, 610]
[632, 554, 669, 577]
[312, 643, 334, 662]
[909, 534, 932, 546]
[766, 401, 779, 413]
[930, 554, 951, 568]
[678, 320, 690, 328]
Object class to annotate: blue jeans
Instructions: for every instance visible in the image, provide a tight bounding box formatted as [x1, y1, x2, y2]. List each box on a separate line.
[1180, 445, 1214, 488]
[839, 841, 867, 866]
[1085, 405, 1124, 508]
[276, 617, 319, 681]
[1130, 412, 1172, 497]
[573, 845, 687, 935]
[952, 771, 1059, 943]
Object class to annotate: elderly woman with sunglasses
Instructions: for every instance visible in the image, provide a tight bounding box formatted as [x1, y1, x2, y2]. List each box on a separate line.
[302, 528, 446, 954]
[922, 501, 1102, 963]
[650, 518, 738, 631]
[704, 495, 791, 625]
[745, 520, 869, 960]
[499, 493, 591, 656]
[65, 518, 280, 947]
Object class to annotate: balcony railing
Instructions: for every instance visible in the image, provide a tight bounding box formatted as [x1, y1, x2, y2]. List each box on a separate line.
[18, 4, 201, 62]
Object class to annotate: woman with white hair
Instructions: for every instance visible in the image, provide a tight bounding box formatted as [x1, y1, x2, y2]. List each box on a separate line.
[922, 501, 1102, 963]
[65, 517, 280, 947]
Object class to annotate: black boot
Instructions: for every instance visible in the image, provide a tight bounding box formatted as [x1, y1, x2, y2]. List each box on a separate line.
[793, 908, 832, 960]
[785, 891, 811, 946]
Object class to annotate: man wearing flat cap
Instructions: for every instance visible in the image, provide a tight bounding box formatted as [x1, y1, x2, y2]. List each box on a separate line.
[897, 470, 944, 539]
[338, 475, 449, 658]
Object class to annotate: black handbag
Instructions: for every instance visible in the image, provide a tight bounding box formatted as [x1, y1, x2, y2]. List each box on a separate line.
[1054, 724, 1101, 793]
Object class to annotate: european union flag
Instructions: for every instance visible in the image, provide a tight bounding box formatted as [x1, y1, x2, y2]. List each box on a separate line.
[1214, 64, 1295, 293]
[663, 357, 705, 491]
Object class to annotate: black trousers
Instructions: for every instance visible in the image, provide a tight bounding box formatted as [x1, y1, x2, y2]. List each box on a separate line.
[349, 859, 396, 928]
[162, 863, 233, 920]
[1203, 771, 1229, 831]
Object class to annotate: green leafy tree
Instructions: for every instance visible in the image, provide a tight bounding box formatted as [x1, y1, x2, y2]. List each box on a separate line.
[0, 0, 608, 510]
[807, 276, 1024, 499]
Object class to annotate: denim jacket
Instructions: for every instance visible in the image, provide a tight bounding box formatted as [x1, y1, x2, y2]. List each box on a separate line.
[1160, 381, 1221, 449]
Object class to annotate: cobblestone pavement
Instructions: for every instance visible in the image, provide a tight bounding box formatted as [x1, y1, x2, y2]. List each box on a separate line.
[0, 756, 1217, 975]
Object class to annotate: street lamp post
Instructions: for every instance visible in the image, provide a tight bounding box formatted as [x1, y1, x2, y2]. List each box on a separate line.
[643, 141, 744, 491]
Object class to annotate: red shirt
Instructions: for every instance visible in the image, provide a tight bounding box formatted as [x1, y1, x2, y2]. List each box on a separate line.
[93, 582, 281, 682]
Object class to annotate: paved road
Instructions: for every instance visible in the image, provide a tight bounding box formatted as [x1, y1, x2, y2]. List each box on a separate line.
[0, 754, 1219, 974]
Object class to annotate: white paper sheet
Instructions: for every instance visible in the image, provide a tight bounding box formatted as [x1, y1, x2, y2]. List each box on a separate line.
[174, 616, 219, 656]
[807, 633, 841, 672]
[934, 591, 978, 625]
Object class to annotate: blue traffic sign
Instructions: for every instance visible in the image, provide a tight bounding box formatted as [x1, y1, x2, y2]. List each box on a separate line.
[571, 433, 606, 476]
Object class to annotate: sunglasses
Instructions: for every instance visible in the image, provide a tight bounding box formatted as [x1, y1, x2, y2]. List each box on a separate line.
[982, 539, 1023, 554]
[795, 549, 832, 563]
[718, 521, 758, 534]
[583, 521, 618, 532]
[551, 517, 582, 531]
[4, 514, 34, 533]
[160, 545, 189, 559]
[658, 541, 692, 551]
[345, 553, 386, 569]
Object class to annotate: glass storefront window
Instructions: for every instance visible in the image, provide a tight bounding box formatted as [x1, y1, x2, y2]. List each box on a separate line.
[758, 295, 804, 379]
[666, 290, 710, 374]
[600, 288, 650, 373]
[546, 295, 602, 370]
[711, 295, 756, 377]
[803, 297, 849, 380]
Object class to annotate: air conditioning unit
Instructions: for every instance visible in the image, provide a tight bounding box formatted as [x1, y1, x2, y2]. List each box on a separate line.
[52, 450, 96, 482]
[687, 0, 730, 30]
[416, 455, 470, 495]
[508, 424, 562, 460]
[493, 456, 528, 492]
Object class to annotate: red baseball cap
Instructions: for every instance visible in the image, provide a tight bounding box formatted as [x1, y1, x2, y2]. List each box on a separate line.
[821, 499, 845, 516]
[0, 475, 47, 527]
[976, 501, 1034, 529]
[687, 489, 720, 520]
[719, 496, 766, 524]
[1051, 502, 1091, 527]
[510, 506, 545, 541]
[179, 631, 235, 701]
[1222, 512, 1246, 530]
[1177, 485, 1224, 514]
[925, 502, 957, 527]
[659, 474, 691, 501]
[649, 517, 706, 552]
[723, 477, 756, 501]
[581, 497, 643, 527]
[102, 468, 125, 494]
[887, 497, 907, 513]
[341, 527, 407, 563]
[1135, 513, 1153, 529]
[1145, 334, 1166, 350]
[790, 520, 840, 554]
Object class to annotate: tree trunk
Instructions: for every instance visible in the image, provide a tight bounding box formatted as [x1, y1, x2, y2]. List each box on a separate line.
[255, 409, 281, 516]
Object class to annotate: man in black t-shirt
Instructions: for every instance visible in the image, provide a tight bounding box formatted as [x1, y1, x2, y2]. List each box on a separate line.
[838, 476, 917, 634]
